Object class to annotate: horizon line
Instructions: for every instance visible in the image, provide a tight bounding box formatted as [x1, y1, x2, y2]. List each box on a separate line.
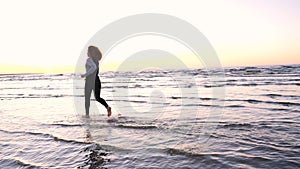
[0, 63, 299, 75]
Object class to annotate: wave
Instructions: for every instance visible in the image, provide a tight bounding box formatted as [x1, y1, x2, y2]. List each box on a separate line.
[44, 123, 83, 127]
[0, 158, 44, 169]
[105, 117, 159, 130]
[265, 101, 300, 107]
[165, 147, 205, 157]
[0, 139, 111, 169]
[114, 124, 158, 129]
[106, 99, 148, 104]
[263, 93, 283, 98]
[170, 96, 215, 100]
[246, 99, 263, 104]
[220, 120, 298, 127]
[240, 135, 299, 155]
[0, 94, 74, 99]
[165, 145, 299, 168]
[0, 129, 89, 145]
[204, 84, 225, 88]
[221, 123, 252, 128]
[182, 103, 221, 107]
[227, 98, 300, 107]
[226, 104, 245, 108]
[221, 81, 300, 87]
[0, 73, 72, 82]
[268, 108, 291, 112]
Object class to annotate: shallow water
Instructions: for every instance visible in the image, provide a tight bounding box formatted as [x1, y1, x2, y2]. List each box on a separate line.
[0, 64, 299, 168]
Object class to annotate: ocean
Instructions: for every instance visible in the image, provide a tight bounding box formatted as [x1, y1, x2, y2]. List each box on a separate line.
[0, 64, 299, 169]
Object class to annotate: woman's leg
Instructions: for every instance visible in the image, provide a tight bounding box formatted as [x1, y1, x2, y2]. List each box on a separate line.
[94, 77, 112, 117]
[94, 77, 109, 108]
[84, 78, 93, 116]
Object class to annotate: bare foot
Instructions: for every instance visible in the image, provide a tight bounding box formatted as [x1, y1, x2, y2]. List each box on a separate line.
[107, 107, 112, 117]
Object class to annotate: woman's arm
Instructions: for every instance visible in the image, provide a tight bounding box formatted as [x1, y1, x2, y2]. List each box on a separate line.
[81, 58, 97, 78]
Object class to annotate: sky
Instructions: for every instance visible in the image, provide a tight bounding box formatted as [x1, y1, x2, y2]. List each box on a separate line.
[0, 0, 299, 73]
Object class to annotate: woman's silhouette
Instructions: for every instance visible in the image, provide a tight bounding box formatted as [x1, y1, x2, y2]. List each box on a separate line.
[81, 46, 112, 117]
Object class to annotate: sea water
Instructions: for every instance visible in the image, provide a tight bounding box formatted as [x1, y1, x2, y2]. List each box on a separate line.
[0, 64, 299, 168]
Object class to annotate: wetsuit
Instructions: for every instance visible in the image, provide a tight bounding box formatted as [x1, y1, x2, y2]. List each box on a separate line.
[84, 58, 109, 115]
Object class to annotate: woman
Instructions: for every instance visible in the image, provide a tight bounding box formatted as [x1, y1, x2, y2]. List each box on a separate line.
[81, 46, 112, 117]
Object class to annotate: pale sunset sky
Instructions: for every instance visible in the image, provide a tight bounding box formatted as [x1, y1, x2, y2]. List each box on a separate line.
[0, 0, 299, 73]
